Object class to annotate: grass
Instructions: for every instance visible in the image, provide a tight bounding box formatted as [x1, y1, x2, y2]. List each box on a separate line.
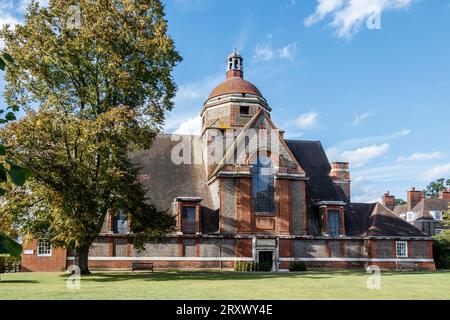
[1, 270, 450, 300]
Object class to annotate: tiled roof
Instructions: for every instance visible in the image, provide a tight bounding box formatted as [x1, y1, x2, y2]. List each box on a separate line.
[208, 77, 263, 99]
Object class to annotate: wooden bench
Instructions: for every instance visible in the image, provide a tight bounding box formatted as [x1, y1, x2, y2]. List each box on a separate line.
[131, 262, 154, 273]
[397, 262, 418, 271]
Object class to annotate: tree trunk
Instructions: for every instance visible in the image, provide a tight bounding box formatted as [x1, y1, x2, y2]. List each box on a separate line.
[75, 245, 91, 275]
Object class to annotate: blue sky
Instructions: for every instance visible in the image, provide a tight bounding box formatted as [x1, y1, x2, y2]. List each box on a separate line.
[2, 0, 450, 202]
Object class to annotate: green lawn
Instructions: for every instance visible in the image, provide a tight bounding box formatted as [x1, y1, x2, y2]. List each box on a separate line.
[1, 270, 449, 300]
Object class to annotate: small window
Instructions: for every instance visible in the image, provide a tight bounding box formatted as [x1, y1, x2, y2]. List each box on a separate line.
[181, 206, 196, 234]
[436, 229, 444, 235]
[406, 211, 416, 222]
[240, 106, 250, 116]
[430, 211, 443, 221]
[328, 210, 340, 237]
[396, 241, 408, 258]
[113, 211, 129, 234]
[37, 241, 52, 256]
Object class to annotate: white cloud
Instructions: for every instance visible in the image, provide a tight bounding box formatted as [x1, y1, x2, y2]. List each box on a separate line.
[329, 143, 390, 167]
[352, 112, 374, 126]
[305, 0, 412, 38]
[174, 73, 222, 105]
[397, 152, 445, 162]
[253, 36, 297, 63]
[422, 163, 450, 182]
[172, 116, 202, 135]
[296, 112, 319, 129]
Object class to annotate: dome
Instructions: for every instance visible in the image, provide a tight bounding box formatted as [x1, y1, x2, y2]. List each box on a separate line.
[208, 77, 263, 100]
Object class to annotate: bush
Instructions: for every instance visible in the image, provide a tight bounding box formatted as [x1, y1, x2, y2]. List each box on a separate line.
[433, 232, 450, 269]
[439, 254, 450, 269]
[0, 255, 20, 273]
[234, 262, 272, 272]
[288, 261, 307, 272]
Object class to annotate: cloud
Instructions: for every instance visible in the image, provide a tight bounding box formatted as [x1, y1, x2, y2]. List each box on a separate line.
[422, 163, 450, 182]
[352, 112, 374, 126]
[281, 0, 297, 11]
[328, 143, 390, 167]
[172, 116, 202, 135]
[305, 0, 412, 38]
[174, 73, 223, 105]
[253, 36, 297, 63]
[332, 128, 410, 151]
[397, 152, 445, 162]
[296, 112, 319, 129]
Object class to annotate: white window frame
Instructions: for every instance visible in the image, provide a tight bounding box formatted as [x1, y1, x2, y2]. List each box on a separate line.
[396, 241, 408, 258]
[37, 240, 52, 257]
[435, 229, 444, 235]
[406, 211, 416, 222]
[430, 211, 443, 221]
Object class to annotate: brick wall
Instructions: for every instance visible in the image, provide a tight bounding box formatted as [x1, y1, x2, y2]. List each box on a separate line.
[21, 240, 67, 272]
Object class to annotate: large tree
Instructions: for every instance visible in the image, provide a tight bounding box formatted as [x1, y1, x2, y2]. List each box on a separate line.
[424, 178, 450, 198]
[0, 0, 181, 273]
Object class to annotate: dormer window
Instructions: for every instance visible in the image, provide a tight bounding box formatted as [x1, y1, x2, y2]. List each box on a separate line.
[327, 210, 340, 237]
[175, 197, 202, 235]
[406, 211, 416, 222]
[113, 211, 129, 234]
[430, 211, 443, 221]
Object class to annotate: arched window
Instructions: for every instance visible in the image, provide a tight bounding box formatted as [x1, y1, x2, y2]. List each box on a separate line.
[252, 155, 275, 213]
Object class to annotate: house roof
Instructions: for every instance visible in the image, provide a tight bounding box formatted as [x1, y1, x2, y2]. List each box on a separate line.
[412, 198, 449, 221]
[365, 203, 426, 237]
[285, 139, 346, 204]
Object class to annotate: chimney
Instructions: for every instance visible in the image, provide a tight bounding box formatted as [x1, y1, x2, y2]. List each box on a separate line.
[382, 191, 396, 210]
[330, 162, 351, 202]
[407, 187, 423, 211]
[439, 188, 450, 201]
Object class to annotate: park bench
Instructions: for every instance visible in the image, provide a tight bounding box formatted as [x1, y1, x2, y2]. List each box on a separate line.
[396, 262, 418, 271]
[131, 262, 154, 273]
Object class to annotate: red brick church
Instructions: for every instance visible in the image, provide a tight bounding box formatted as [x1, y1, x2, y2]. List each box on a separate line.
[21, 50, 435, 272]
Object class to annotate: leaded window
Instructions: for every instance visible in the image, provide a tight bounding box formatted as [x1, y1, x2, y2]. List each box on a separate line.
[396, 241, 408, 258]
[328, 210, 340, 237]
[252, 156, 275, 213]
[181, 206, 196, 234]
[113, 211, 129, 234]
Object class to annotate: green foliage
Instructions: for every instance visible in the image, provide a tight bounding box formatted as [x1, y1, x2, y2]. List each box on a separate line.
[0, 231, 22, 258]
[395, 199, 407, 206]
[0, 51, 31, 196]
[234, 262, 272, 272]
[433, 231, 450, 269]
[424, 178, 450, 198]
[0, 0, 181, 273]
[0, 255, 21, 274]
[288, 261, 307, 272]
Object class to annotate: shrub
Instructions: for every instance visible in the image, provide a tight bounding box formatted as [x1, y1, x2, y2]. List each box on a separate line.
[289, 261, 307, 272]
[439, 254, 450, 269]
[234, 262, 272, 272]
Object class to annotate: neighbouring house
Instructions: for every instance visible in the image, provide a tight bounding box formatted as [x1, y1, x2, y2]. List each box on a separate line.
[21, 50, 435, 272]
[383, 188, 450, 237]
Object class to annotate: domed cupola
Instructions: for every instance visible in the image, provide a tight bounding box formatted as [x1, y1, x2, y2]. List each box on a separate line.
[201, 49, 271, 133]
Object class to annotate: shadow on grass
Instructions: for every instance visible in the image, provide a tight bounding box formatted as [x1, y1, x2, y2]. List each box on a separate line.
[0, 280, 39, 284]
[76, 269, 450, 283]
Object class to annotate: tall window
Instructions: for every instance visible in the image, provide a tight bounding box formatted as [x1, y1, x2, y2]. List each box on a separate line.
[37, 241, 52, 256]
[113, 211, 129, 234]
[181, 206, 196, 234]
[252, 156, 275, 213]
[328, 210, 340, 237]
[396, 241, 408, 258]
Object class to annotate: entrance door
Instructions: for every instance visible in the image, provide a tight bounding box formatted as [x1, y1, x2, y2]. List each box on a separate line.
[258, 251, 273, 269]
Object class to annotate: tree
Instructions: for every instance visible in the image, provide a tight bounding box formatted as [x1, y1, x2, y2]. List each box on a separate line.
[395, 199, 407, 206]
[0, 52, 32, 197]
[424, 178, 450, 198]
[0, 0, 181, 274]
